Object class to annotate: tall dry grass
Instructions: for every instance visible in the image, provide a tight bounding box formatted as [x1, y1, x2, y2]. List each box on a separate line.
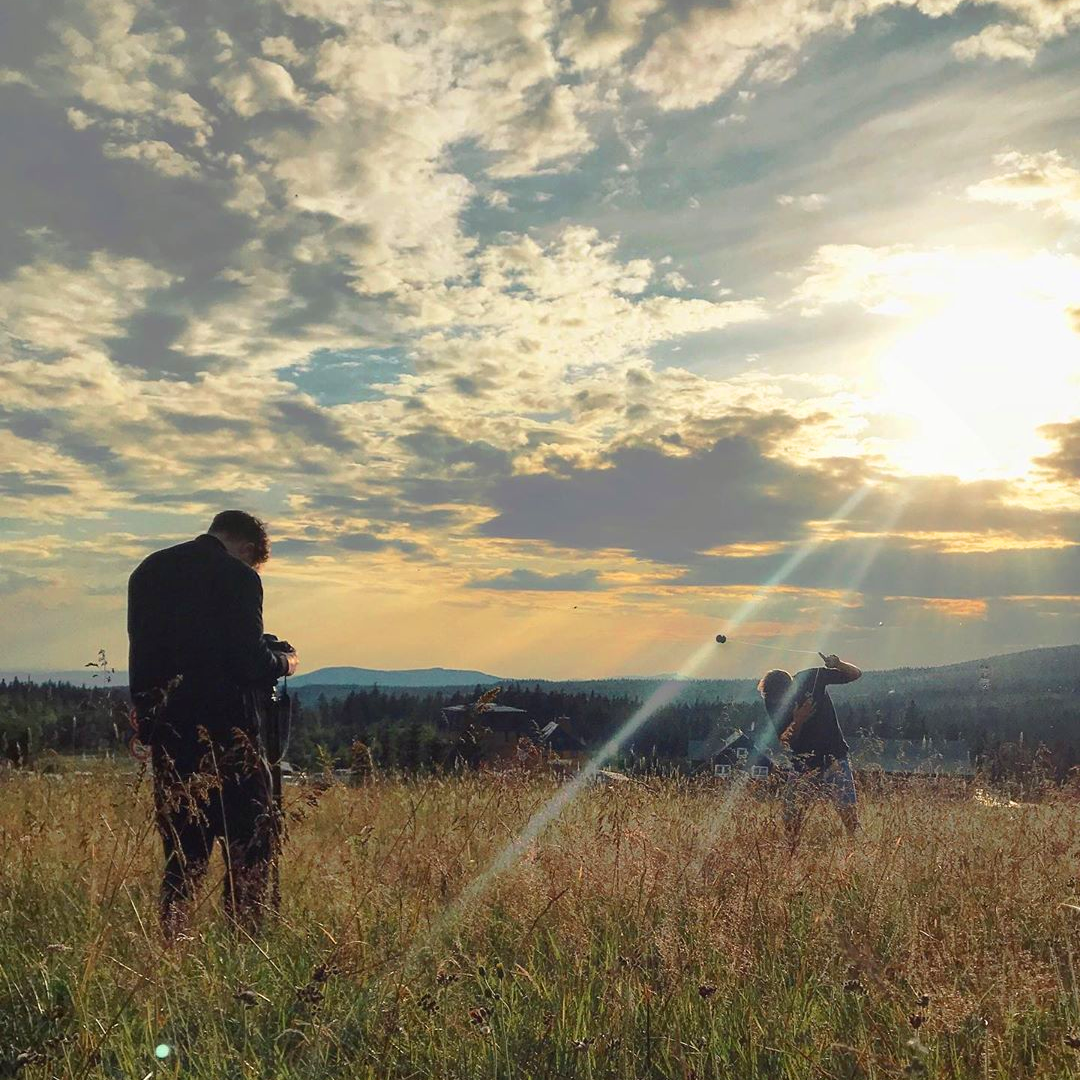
[2, 763, 1079, 1078]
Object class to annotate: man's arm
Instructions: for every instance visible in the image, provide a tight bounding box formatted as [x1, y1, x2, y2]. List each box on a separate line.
[819, 653, 861, 684]
[224, 568, 291, 685]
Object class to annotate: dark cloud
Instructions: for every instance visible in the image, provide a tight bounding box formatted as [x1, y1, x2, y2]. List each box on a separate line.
[302, 492, 461, 529]
[165, 413, 256, 436]
[274, 399, 359, 454]
[107, 311, 210, 379]
[480, 436, 848, 562]
[0, 471, 71, 497]
[130, 488, 253, 507]
[672, 539, 1080, 600]
[0, 95, 253, 279]
[0, 568, 51, 595]
[398, 427, 513, 478]
[467, 568, 605, 591]
[0, 409, 127, 477]
[271, 538, 318, 557]
[336, 531, 423, 555]
[1036, 421, 1080, 483]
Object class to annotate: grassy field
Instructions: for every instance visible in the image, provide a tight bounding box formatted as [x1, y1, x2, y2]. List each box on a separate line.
[2, 765, 1080, 1079]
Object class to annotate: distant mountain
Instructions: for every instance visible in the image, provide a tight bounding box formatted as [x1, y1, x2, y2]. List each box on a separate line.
[290, 666, 503, 688]
[292, 644, 1080, 703]
[9, 644, 1077, 698]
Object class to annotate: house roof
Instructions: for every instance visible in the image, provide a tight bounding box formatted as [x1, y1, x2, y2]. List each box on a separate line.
[688, 729, 744, 760]
[688, 729, 770, 762]
[846, 737, 974, 776]
[537, 721, 587, 753]
[442, 704, 527, 715]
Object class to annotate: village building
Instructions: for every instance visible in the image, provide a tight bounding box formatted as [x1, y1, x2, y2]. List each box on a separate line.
[440, 704, 587, 769]
[687, 728, 775, 779]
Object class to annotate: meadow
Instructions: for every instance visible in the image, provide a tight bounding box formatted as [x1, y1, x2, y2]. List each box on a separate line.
[2, 764, 1080, 1079]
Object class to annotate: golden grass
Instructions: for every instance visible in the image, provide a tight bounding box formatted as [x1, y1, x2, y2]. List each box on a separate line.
[2, 764, 1080, 1078]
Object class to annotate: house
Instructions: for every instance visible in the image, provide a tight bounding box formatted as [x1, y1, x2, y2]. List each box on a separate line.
[440, 704, 589, 769]
[440, 703, 532, 764]
[846, 737, 974, 778]
[688, 728, 775, 779]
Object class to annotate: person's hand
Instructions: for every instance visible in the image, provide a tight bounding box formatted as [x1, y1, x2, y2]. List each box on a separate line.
[280, 649, 299, 677]
[818, 652, 841, 669]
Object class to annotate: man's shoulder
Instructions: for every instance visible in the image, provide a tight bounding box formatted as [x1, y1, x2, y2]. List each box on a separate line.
[131, 536, 235, 582]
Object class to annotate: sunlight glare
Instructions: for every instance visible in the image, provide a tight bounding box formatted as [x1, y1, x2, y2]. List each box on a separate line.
[877, 260, 1079, 479]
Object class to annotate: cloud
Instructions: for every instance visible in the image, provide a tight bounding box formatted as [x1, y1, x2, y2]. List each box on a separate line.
[788, 243, 1080, 317]
[630, 1, 1080, 112]
[1037, 421, 1080, 482]
[336, 531, 423, 555]
[467, 568, 606, 591]
[479, 433, 854, 563]
[0, 568, 52, 595]
[102, 138, 200, 178]
[0, 249, 174, 356]
[777, 193, 828, 212]
[559, 0, 662, 71]
[211, 58, 302, 117]
[2, 0, 1079, 671]
[967, 149, 1080, 222]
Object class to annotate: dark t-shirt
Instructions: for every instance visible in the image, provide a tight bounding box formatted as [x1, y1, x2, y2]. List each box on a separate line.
[776, 667, 856, 771]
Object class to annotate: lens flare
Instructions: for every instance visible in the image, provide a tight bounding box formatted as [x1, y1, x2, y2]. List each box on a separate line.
[403, 486, 877, 969]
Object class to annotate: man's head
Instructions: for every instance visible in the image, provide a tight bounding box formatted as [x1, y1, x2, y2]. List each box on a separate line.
[757, 668, 792, 718]
[208, 510, 270, 568]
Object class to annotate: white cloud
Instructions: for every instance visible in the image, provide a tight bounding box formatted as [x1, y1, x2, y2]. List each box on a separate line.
[967, 149, 1080, 222]
[662, 271, 691, 291]
[47, 0, 188, 115]
[0, 250, 174, 355]
[631, 0, 1080, 112]
[102, 138, 200, 178]
[777, 192, 829, 211]
[261, 35, 303, 66]
[559, 0, 663, 71]
[0, 68, 38, 89]
[211, 58, 301, 117]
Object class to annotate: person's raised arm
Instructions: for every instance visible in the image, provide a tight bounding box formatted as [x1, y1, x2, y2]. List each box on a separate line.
[224, 568, 290, 685]
[819, 653, 861, 683]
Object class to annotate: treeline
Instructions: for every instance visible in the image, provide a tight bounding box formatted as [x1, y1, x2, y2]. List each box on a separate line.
[4, 677, 1080, 781]
[0, 677, 129, 760]
[291, 683, 766, 770]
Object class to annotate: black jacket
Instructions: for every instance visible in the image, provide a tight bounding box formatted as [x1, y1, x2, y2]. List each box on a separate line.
[128, 534, 284, 768]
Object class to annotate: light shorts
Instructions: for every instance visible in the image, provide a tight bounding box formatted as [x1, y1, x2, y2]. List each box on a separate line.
[785, 757, 857, 812]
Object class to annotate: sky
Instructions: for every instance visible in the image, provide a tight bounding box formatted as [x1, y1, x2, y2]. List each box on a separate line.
[1, 0, 1078, 679]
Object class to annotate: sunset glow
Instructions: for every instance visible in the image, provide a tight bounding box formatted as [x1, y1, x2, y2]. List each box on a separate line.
[1, 0, 1078, 678]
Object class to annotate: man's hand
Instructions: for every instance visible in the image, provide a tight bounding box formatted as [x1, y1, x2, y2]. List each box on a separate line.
[819, 652, 862, 682]
[779, 695, 816, 747]
[279, 649, 299, 677]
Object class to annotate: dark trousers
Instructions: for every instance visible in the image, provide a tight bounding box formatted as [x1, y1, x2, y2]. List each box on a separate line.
[152, 744, 277, 937]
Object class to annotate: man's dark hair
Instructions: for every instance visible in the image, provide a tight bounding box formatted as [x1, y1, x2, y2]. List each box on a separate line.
[208, 510, 271, 567]
[757, 668, 792, 717]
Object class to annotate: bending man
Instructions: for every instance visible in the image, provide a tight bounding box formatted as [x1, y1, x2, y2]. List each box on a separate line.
[128, 510, 298, 939]
[758, 653, 861, 845]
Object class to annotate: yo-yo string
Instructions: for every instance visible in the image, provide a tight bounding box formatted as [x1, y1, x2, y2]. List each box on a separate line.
[718, 637, 822, 657]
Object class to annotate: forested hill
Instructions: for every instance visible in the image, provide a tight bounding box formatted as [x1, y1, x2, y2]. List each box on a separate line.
[295, 644, 1080, 705]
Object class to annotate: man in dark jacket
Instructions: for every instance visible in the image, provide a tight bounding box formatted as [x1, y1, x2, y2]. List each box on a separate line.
[128, 510, 298, 939]
[758, 653, 861, 845]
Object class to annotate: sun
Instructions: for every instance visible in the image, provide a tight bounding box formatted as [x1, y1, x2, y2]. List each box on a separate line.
[875, 256, 1079, 480]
